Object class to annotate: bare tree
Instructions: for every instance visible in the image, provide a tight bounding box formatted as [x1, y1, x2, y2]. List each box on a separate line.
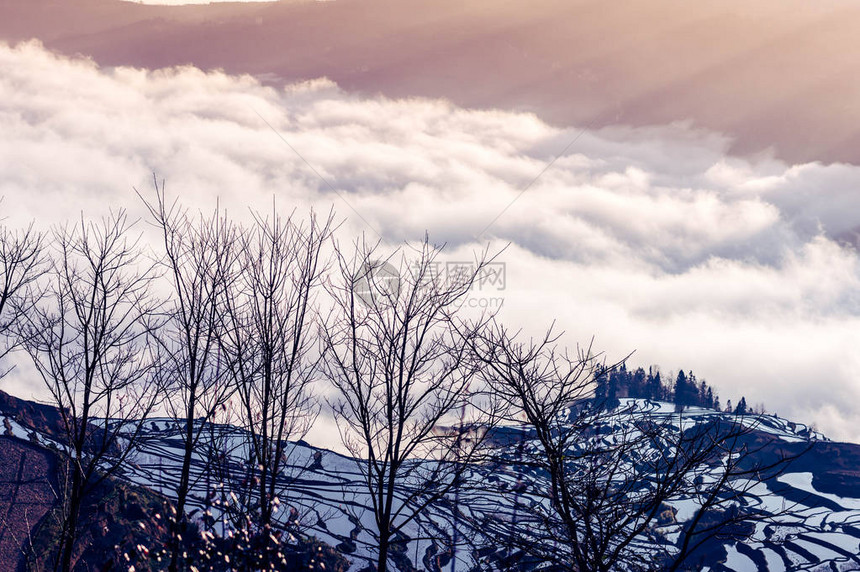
[467, 321, 803, 572]
[320, 237, 498, 572]
[139, 184, 241, 572]
[0, 208, 47, 378]
[17, 212, 163, 572]
[218, 208, 335, 539]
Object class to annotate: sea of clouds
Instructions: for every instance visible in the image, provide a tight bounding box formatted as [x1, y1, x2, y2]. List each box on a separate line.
[2, 41, 860, 442]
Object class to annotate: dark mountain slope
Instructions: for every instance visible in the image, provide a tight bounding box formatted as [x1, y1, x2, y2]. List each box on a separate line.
[5, 387, 860, 571]
[0, 391, 173, 572]
[0, 436, 58, 571]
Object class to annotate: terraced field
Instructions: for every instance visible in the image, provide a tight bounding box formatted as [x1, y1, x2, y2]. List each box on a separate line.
[101, 400, 860, 572]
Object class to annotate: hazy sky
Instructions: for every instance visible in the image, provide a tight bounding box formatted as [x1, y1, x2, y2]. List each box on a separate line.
[2, 0, 860, 444]
[120, 0, 284, 4]
[5, 0, 860, 164]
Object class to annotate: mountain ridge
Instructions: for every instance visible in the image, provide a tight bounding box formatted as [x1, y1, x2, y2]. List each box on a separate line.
[3, 390, 860, 571]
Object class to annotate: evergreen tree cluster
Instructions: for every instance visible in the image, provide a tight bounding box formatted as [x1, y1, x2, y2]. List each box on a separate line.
[594, 364, 755, 414]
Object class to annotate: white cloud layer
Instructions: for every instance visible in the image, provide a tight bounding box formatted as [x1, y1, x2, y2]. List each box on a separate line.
[2, 41, 860, 442]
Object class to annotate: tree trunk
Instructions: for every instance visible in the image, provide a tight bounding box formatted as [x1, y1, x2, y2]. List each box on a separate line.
[57, 465, 84, 572]
[377, 531, 391, 572]
[169, 415, 196, 572]
[259, 462, 271, 528]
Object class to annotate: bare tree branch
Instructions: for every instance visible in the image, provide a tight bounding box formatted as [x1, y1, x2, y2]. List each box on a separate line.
[466, 321, 806, 572]
[16, 211, 164, 572]
[217, 206, 336, 545]
[0, 208, 48, 379]
[138, 179, 241, 572]
[321, 236, 501, 572]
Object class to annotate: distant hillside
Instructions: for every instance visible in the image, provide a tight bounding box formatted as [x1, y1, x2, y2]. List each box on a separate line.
[0, 388, 67, 441]
[0, 390, 173, 572]
[113, 401, 860, 571]
[0, 390, 350, 572]
[4, 390, 860, 571]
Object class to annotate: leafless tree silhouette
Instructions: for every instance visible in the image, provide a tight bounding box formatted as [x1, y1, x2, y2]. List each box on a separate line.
[467, 321, 804, 572]
[320, 237, 499, 572]
[16, 212, 164, 572]
[218, 208, 335, 538]
[139, 183, 241, 572]
[0, 202, 47, 379]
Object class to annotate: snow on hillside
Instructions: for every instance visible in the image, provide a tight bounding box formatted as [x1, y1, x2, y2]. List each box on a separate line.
[113, 401, 860, 571]
[6, 399, 860, 571]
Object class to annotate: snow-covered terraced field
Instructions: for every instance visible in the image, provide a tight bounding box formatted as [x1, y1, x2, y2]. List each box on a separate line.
[13, 399, 858, 572]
